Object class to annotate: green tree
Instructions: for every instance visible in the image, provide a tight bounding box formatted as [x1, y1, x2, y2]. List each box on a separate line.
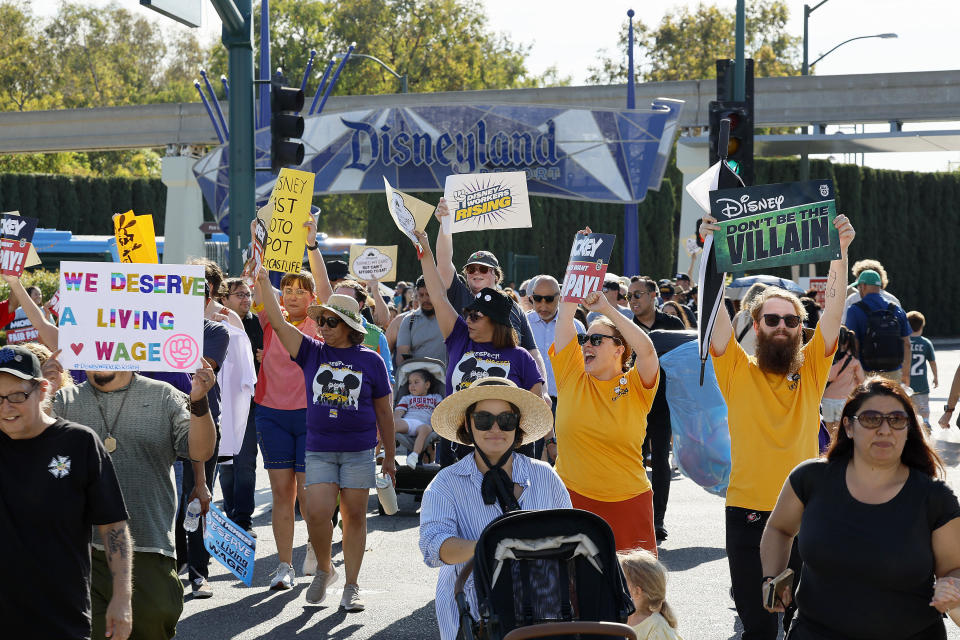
[588, 1, 801, 84]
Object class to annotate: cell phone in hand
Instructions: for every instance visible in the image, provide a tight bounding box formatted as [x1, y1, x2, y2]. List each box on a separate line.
[764, 568, 794, 609]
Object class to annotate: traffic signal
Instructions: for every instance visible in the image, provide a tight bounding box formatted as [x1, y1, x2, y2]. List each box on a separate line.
[270, 77, 305, 173]
[708, 100, 754, 186]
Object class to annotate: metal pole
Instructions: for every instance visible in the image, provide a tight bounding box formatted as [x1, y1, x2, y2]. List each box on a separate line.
[800, 4, 810, 183]
[733, 0, 745, 101]
[316, 43, 355, 116]
[623, 8, 639, 277]
[257, 0, 270, 133]
[200, 70, 229, 141]
[308, 59, 334, 115]
[300, 50, 317, 93]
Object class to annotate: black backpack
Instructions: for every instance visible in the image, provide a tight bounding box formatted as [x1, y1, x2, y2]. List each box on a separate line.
[855, 301, 903, 371]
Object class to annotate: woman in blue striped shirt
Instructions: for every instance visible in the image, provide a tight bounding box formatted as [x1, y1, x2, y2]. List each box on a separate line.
[419, 377, 571, 640]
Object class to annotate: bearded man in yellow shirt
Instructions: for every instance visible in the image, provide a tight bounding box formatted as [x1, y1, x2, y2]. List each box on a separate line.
[698, 213, 855, 640]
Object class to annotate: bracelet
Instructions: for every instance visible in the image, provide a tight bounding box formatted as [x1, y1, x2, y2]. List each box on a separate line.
[306, 241, 318, 251]
[190, 396, 210, 417]
[546, 437, 558, 445]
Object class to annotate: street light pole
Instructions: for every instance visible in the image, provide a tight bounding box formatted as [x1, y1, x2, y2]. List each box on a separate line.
[343, 53, 408, 93]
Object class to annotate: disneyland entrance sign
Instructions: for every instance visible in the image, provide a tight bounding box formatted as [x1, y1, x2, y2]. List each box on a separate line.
[193, 100, 684, 226]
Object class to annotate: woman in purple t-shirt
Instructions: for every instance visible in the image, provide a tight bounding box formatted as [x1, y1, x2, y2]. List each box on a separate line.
[256, 269, 395, 612]
[414, 230, 544, 465]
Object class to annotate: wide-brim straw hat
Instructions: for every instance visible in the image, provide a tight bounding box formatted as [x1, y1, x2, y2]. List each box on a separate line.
[431, 377, 552, 447]
[307, 293, 367, 333]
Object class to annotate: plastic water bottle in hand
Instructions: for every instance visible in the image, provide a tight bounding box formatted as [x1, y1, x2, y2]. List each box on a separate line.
[184, 498, 202, 532]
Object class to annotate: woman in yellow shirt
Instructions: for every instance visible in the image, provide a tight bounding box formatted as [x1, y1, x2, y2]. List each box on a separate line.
[550, 236, 660, 552]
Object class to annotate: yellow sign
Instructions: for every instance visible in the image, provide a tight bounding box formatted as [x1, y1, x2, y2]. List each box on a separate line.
[349, 245, 398, 283]
[112, 211, 158, 263]
[263, 168, 315, 273]
[2, 211, 41, 269]
[383, 177, 435, 248]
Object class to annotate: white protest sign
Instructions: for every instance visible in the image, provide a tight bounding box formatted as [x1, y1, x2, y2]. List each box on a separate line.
[442, 171, 531, 234]
[349, 245, 398, 282]
[684, 161, 723, 214]
[57, 261, 206, 373]
[383, 177, 435, 254]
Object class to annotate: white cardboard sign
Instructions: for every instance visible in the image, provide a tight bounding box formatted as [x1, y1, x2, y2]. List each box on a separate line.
[442, 171, 531, 234]
[349, 245, 398, 282]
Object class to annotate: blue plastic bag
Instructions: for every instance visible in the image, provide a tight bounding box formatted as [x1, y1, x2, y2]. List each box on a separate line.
[659, 341, 731, 496]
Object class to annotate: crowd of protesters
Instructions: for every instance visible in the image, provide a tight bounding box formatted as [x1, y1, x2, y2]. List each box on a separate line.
[5, 196, 960, 640]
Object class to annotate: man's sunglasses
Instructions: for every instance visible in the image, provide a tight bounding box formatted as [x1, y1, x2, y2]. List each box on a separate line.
[319, 315, 343, 329]
[762, 313, 802, 329]
[465, 310, 485, 322]
[852, 411, 910, 430]
[471, 411, 520, 431]
[465, 265, 493, 275]
[577, 333, 623, 347]
[628, 291, 652, 300]
[532, 294, 557, 303]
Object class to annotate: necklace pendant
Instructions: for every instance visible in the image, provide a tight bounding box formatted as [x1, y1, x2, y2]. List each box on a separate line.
[104, 436, 117, 453]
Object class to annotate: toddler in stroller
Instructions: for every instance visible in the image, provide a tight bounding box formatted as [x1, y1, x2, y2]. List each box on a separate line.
[394, 365, 443, 468]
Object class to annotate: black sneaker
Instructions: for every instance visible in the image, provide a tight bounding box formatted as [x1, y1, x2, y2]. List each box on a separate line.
[191, 577, 213, 599]
[655, 526, 668, 542]
[244, 527, 258, 539]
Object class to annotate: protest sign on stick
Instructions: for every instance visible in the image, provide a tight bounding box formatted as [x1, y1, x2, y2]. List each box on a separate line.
[112, 211, 158, 264]
[203, 504, 256, 586]
[560, 232, 616, 303]
[263, 168, 315, 273]
[57, 261, 206, 373]
[709, 180, 840, 273]
[349, 245, 398, 282]
[442, 171, 531, 234]
[0, 213, 38, 276]
[242, 218, 267, 287]
[1, 211, 41, 271]
[383, 177, 435, 255]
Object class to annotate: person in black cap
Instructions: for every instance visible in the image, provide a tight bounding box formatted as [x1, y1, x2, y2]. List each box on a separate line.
[675, 273, 692, 294]
[0, 346, 132, 640]
[325, 260, 349, 289]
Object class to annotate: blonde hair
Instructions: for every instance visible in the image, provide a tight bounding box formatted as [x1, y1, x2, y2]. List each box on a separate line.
[852, 259, 889, 289]
[749, 287, 807, 325]
[618, 548, 677, 628]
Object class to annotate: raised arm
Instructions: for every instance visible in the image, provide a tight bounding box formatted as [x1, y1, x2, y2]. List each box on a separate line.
[818, 214, 855, 355]
[699, 215, 734, 355]
[583, 290, 658, 388]
[413, 229, 458, 339]
[254, 267, 304, 358]
[304, 216, 334, 303]
[2, 274, 59, 348]
[432, 199, 456, 289]
[366, 279, 390, 328]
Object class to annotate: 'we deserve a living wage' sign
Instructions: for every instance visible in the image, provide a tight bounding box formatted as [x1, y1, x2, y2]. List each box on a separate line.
[57, 262, 206, 373]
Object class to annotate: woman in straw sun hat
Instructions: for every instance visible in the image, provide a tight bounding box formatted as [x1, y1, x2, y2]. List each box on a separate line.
[418, 377, 572, 640]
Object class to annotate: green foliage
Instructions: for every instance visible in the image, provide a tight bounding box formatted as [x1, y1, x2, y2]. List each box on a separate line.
[0, 268, 61, 303]
[588, 1, 801, 84]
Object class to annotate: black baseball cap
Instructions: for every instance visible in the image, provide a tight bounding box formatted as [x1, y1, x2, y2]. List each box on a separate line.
[0, 346, 41, 380]
[464, 287, 513, 328]
[675, 273, 691, 282]
[326, 260, 349, 281]
[463, 251, 500, 270]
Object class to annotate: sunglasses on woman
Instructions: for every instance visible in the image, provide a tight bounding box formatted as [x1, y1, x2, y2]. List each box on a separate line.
[762, 313, 802, 328]
[577, 333, 623, 347]
[471, 411, 520, 431]
[465, 265, 492, 275]
[531, 294, 557, 303]
[852, 410, 910, 430]
[465, 310, 486, 323]
[319, 315, 343, 329]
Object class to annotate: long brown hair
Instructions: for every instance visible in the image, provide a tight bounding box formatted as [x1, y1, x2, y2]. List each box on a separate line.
[827, 378, 944, 479]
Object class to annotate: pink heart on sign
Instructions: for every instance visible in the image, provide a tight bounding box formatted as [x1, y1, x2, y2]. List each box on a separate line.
[70, 343, 83, 355]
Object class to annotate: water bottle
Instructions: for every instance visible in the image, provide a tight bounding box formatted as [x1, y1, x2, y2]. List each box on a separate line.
[183, 498, 202, 532]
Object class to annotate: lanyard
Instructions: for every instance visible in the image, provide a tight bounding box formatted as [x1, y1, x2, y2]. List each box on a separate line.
[91, 375, 135, 452]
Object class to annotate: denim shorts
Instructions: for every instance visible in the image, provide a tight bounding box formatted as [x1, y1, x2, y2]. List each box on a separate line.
[304, 449, 376, 489]
[255, 405, 307, 472]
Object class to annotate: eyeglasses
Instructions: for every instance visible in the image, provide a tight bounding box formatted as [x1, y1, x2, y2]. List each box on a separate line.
[853, 410, 910, 430]
[0, 382, 39, 405]
[466, 310, 485, 323]
[283, 287, 310, 297]
[628, 291, 652, 300]
[230, 291, 252, 299]
[762, 313, 802, 329]
[465, 265, 492, 275]
[531, 294, 558, 303]
[319, 315, 343, 329]
[602, 282, 620, 291]
[471, 411, 520, 431]
[577, 333, 623, 347]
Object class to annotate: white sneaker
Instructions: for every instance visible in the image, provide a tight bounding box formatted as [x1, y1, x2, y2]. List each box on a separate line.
[269, 562, 295, 590]
[340, 583, 365, 611]
[406, 451, 419, 469]
[302, 542, 318, 576]
[305, 566, 340, 604]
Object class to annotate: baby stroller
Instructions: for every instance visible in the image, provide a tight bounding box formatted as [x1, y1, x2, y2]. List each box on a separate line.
[381, 357, 445, 513]
[454, 509, 637, 640]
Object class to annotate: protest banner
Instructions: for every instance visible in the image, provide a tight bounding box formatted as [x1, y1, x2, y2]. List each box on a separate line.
[349, 245, 398, 282]
[383, 177, 435, 254]
[263, 168, 315, 273]
[241, 218, 267, 287]
[112, 211, 158, 264]
[442, 171, 531, 234]
[0, 213, 38, 276]
[709, 180, 840, 273]
[799, 276, 829, 308]
[57, 261, 206, 373]
[560, 232, 616, 303]
[203, 504, 256, 586]
[1, 212, 41, 271]
[5, 314, 39, 345]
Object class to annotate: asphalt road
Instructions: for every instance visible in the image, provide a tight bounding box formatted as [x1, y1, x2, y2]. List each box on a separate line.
[175, 344, 960, 640]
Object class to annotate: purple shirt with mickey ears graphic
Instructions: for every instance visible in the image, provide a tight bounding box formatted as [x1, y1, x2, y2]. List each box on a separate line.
[294, 337, 391, 452]
[443, 317, 543, 396]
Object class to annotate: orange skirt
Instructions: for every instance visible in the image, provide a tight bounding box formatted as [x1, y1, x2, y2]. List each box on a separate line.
[568, 488, 657, 555]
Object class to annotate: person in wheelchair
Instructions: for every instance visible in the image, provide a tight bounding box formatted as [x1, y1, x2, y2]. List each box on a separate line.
[418, 377, 571, 640]
[394, 368, 443, 469]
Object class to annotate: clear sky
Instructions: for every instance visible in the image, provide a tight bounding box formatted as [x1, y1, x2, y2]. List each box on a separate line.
[30, 0, 960, 171]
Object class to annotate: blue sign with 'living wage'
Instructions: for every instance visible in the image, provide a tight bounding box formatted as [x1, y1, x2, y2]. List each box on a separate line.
[202, 504, 256, 586]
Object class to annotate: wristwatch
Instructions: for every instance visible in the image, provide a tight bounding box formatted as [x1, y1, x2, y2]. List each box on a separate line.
[946, 405, 956, 413]
[546, 437, 557, 446]
[306, 241, 318, 251]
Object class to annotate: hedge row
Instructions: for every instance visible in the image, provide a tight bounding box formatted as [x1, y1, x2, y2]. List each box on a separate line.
[0, 174, 167, 234]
